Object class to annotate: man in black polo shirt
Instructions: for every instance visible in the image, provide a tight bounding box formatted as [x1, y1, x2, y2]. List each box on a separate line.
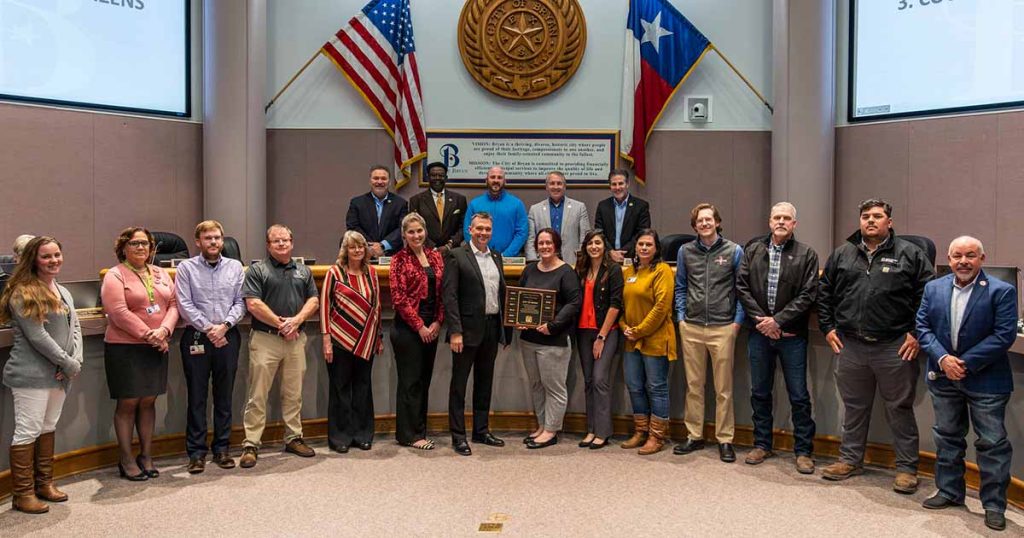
[238, 224, 320, 468]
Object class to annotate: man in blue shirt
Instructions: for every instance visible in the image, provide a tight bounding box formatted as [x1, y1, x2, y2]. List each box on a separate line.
[464, 166, 528, 257]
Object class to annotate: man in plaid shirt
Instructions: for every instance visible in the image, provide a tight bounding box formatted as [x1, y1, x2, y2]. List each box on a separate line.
[735, 202, 820, 474]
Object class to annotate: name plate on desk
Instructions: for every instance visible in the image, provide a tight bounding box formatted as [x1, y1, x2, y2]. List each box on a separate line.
[504, 286, 556, 328]
[376, 257, 392, 266]
[502, 257, 526, 266]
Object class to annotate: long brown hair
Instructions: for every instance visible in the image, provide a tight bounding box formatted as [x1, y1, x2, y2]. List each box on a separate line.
[576, 229, 613, 280]
[0, 236, 66, 324]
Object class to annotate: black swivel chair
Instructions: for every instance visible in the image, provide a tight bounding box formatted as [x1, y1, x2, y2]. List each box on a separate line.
[661, 234, 697, 264]
[900, 234, 937, 268]
[222, 236, 243, 263]
[151, 231, 190, 264]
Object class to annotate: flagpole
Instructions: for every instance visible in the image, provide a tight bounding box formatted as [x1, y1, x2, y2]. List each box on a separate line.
[709, 44, 774, 114]
[265, 50, 322, 114]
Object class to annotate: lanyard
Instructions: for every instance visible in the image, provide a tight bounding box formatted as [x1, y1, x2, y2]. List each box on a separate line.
[123, 262, 156, 304]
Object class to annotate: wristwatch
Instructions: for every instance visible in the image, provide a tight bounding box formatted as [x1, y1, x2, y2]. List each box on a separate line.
[596, 334, 606, 341]
[223, 321, 233, 329]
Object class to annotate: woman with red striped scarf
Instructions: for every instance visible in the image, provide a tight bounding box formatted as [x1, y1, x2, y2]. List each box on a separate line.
[320, 230, 383, 453]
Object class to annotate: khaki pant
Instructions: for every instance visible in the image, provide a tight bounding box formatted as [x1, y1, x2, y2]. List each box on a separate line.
[243, 330, 307, 447]
[680, 321, 737, 443]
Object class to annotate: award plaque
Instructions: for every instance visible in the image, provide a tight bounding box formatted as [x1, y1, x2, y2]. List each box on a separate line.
[504, 286, 557, 328]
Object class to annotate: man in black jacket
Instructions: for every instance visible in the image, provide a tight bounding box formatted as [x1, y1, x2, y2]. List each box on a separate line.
[407, 162, 467, 254]
[818, 198, 934, 493]
[442, 212, 513, 456]
[344, 165, 408, 258]
[593, 169, 651, 263]
[736, 202, 818, 474]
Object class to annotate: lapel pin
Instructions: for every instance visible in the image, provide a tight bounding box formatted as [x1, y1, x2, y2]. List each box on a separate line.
[980, 280, 987, 287]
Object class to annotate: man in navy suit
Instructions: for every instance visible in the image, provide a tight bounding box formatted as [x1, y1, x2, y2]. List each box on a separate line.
[345, 165, 408, 257]
[916, 236, 1017, 531]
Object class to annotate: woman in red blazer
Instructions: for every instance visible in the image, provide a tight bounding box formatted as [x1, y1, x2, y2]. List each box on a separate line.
[390, 212, 445, 450]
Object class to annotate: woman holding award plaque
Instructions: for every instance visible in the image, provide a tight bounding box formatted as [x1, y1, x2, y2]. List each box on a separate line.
[620, 229, 676, 455]
[517, 228, 581, 449]
[574, 230, 624, 450]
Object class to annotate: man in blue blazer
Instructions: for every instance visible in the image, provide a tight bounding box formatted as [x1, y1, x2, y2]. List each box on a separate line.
[916, 236, 1017, 531]
[344, 165, 408, 258]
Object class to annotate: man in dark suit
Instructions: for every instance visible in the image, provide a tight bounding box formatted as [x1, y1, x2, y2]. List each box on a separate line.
[407, 162, 467, 254]
[916, 236, 1017, 531]
[442, 212, 512, 456]
[593, 168, 651, 263]
[345, 165, 408, 257]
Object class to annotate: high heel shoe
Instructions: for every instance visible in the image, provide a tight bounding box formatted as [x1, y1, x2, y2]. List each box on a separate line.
[136, 455, 159, 478]
[118, 462, 148, 482]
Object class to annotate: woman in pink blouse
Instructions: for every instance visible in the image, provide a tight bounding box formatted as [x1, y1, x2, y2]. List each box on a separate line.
[101, 227, 178, 480]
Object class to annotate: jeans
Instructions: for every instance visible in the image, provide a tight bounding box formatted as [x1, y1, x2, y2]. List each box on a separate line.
[623, 350, 670, 420]
[930, 381, 1012, 513]
[747, 332, 815, 455]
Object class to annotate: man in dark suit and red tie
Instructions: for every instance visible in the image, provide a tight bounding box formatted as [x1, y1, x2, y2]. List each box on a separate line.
[407, 162, 467, 254]
[593, 169, 651, 263]
[916, 235, 1018, 532]
[345, 165, 408, 258]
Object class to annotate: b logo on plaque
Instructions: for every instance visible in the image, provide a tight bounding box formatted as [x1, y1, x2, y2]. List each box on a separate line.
[458, 0, 588, 100]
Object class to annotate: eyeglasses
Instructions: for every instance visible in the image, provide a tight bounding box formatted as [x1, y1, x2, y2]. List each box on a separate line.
[127, 240, 150, 248]
[268, 239, 292, 245]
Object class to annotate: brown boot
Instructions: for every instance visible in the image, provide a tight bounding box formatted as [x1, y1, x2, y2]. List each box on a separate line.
[620, 415, 649, 449]
[34, 432, 68, 502]
[638, 416, 669, 455]
[10, 442, 49, 514]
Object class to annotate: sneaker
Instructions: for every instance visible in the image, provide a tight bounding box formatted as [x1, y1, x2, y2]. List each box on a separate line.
[893, 472, 919, 494]
[821, 461, 863, 481]
[745, 447, 774, 465]
[795, 455, 815, 475]
[285, 438, 316, 458]
[239, 446, 258, 468]
[212, 452, 236, 469]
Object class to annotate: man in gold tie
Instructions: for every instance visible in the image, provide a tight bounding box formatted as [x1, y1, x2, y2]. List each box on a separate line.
[407, 162, 468, 255]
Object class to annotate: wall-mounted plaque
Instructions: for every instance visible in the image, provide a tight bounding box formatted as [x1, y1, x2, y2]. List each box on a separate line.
[458, 0, 588, 100]
[504, 286, 557, 328]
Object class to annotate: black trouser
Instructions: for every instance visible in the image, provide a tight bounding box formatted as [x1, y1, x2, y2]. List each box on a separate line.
[390, 318, 438, 444]
[327, 345, 375, 449]
[180, 326, 240, 458]
[448, 315, 500, 441]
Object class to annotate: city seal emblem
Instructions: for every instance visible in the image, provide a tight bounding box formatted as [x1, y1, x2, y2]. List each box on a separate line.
[458, 0, 587, 100]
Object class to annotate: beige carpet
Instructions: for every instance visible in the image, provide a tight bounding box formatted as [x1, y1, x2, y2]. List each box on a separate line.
[1, 436, 1020, 537]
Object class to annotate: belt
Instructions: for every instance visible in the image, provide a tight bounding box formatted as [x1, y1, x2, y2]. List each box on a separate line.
[254, 327, 282, 337]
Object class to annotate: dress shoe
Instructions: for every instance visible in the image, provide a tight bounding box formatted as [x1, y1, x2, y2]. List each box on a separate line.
[795, 455, 815, 475]
[745, 447, 773, 465]
[985, 510, 1007, 531]
[526, 436, 558, 449]
[285, 438, 316, 457]
[893, 472, 919, 494]
[453, 439, 472, 456]
[589, 438, 609, 450]
[212, 453, 235, 469]
[719, 443, 737, 463]
[117, 462, 148, 482]
[523, 435, 537, 445]
[187, 456, 205, 474]
[137, 455, 159, 478]
[921, 494, 962, 510]
[821, 461, 863, 481]
[672, 438, 705, 455]
[329, 443, 350, 454]
[239, 446, 258, 468]
[471, 433, 505, 447]
[351, 441, 372, 451]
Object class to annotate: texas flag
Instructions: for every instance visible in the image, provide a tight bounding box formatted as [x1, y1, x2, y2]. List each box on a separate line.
[620, 0, 711, 183]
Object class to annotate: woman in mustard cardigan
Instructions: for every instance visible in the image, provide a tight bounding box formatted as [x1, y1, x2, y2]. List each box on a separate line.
[620, 229, 676, 455]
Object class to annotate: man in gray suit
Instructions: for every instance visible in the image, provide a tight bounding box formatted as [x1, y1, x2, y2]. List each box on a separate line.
[525, 171, 591, 265]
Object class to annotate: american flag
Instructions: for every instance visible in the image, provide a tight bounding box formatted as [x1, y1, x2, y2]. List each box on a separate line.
[620, 0, 710, 183]
[322, 0, 426, 186]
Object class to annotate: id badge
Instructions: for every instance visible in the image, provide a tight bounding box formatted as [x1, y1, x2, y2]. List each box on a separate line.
[627, 276, 638, 283]
[189, 344, 206, 355]
[146, 304, 161, 315]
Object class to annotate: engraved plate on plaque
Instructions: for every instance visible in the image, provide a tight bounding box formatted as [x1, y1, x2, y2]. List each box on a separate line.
[503, 286, 556, 328]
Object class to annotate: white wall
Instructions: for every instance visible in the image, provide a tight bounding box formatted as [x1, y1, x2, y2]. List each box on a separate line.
[266, 0, 772, 130]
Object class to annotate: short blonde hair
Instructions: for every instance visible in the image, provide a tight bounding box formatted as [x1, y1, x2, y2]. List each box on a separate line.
[401, 212, 426, 234]
[337, 230, 370, 272]
[194, 220, 225, 239]
[12, 234, 35, 260]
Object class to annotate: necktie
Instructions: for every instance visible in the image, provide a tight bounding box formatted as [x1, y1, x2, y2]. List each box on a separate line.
[436, 194, 444, 225]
